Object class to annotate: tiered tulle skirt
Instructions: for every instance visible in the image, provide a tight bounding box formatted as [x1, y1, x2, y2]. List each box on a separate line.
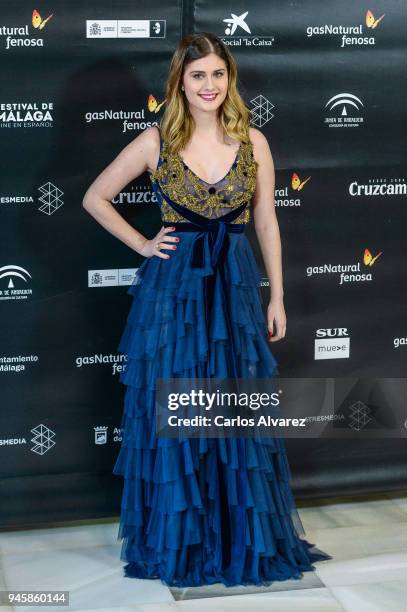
[113, 231, 331, 587]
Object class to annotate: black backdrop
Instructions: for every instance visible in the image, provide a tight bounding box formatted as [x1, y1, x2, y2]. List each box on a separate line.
[1, 1, 406, 528]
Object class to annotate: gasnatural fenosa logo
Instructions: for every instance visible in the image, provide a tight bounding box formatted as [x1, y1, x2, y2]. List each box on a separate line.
[0, 9, 53, 49]
[275, 172, 312, 208]
[306, 9, 385, 47]
[306, 248, 382, 285]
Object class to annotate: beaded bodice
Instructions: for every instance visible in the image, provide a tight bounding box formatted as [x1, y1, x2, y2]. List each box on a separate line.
[149, 132, 257, 224]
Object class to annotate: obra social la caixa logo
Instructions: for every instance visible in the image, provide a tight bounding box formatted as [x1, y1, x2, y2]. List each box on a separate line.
[0, 10, 53, 50]
[220, 10, 275, 47]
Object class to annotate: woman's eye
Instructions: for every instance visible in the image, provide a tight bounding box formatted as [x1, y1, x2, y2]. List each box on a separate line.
[192, 73, 224, 79]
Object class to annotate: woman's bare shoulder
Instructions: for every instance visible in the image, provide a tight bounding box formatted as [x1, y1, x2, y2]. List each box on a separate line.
[143, 124, 161, 143]
[137, 125, 161, 173]
[248, 126, 270, 148]
[248, 127, 273, 165]
[82, 126, 162, 206]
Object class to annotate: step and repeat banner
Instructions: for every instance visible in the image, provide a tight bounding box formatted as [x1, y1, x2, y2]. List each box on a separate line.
[1, 1, 406, 527]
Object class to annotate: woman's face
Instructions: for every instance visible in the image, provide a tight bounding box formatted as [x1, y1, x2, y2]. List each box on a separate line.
[181, 52, 228, 114]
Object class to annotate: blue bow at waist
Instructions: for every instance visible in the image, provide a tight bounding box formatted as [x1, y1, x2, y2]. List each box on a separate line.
[158, 187, 248, 269]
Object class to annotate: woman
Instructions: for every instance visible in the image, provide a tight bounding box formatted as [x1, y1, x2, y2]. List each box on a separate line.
[83, 32, 331, 587]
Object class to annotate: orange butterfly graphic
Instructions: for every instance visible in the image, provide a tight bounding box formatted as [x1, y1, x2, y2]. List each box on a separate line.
[363, 248, 382, 266]
[32, 10, 54, 30]
[291, 172, 311, 191]
[148, 95, 166, 114]
[365, 10, 385, 29]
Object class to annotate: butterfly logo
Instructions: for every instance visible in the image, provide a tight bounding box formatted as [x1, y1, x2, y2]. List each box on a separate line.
[365, 10, 385, 29]
[291, 172, 311, 191]
[148, 95, 166, 114]
[363, 248, 382, 266]
[32, 9, 54, 30]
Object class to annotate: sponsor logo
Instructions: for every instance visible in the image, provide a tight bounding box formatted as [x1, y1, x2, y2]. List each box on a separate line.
[306, 9, 385, 47]
[306, 248, 382, 284]
[0, 102, 54, 128]
[88, 268, 139, 287]
[315, 328, 350, 360]
[249, 94, 274, 127]
[0, 354, 39, 373]
[221, 10, 275, 47]
[0, 265, 33, 301]
[349, 177, 407, 197]
[75, 353, 127, 376]
[31, 424, 56, 455]
[324, 93, 365, 128]
[93, 426, 122, 443]
[0, 9, 53, 49]
[275, 172, 312, 207]
[86, 19, 166, 39]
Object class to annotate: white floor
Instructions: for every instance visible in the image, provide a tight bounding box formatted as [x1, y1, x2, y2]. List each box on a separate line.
[1, 490, 407, 611]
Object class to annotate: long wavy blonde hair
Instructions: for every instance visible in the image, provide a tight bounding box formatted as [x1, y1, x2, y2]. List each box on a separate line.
[158, 32, 252, 154]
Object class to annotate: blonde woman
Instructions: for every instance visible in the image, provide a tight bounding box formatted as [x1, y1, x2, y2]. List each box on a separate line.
[83, 31, 331, 587]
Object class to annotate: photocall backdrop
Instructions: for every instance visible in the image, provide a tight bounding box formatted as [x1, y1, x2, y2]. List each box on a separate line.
[1, 1, 406, 527]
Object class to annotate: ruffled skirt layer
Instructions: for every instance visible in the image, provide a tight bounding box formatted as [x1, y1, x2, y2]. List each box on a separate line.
[113, 232, 331, 587]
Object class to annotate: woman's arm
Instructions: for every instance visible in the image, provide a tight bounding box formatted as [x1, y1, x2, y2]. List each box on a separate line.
[82, 126, 176, 258]
[250, 127, 286, 341]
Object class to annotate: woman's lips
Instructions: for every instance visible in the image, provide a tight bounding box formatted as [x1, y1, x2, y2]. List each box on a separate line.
[199, 94, 218, 101]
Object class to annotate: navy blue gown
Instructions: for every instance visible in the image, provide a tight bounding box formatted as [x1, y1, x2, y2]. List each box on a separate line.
[113, 126, 331, 587]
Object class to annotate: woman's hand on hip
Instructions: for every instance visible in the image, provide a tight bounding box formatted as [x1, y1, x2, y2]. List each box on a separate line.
[139, 226, 180, 259]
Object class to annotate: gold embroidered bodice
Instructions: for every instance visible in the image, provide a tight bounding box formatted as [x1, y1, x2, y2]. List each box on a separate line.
[149, 135, 257, 224]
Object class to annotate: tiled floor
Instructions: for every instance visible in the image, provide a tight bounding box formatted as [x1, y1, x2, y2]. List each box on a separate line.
[1, 490, 407, 611]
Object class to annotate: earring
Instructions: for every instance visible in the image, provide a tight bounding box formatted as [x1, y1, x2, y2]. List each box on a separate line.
[181, 85, 184, 91]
